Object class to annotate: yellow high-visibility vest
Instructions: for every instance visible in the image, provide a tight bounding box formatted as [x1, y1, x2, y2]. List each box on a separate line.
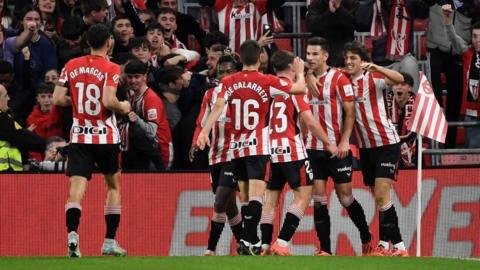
[0, 140, 22, 171]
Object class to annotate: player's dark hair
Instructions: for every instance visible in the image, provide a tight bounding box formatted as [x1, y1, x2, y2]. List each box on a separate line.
[86, 23, 112, 50]
[157, 7, 177, 18]
[129, 37, 151, 51]
[204, 30, 229, 49]
[307, 36, 329, 52]
[155, 65, 184, 85]
[124, 59, 149, 75]
[35, 83, 55, 95]
[344, 41, 371, 62]
[239, 40, 261, 66]
[271, 50, 295, 73]
[81, 0, 108, 17]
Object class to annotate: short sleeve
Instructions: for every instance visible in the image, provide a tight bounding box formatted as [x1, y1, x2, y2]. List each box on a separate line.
[292, 94, 310, 113]
[336, 73, 355, 102]
[106, 64, 121, 88]
[372, 72, 387, 91]
[268, 75, 291, 98]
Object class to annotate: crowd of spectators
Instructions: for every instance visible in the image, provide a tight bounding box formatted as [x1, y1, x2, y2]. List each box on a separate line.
[0, 0, 479, 172]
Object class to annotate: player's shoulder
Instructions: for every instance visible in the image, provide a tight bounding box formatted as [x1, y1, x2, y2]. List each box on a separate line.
[64, 55, 87, 68]
[370, 71, 385, 80]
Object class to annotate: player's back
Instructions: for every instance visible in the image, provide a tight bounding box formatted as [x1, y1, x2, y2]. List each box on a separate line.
[60, 55, 121, 144]
[221, 70, 291, 158]
[269, 89, 308, 163]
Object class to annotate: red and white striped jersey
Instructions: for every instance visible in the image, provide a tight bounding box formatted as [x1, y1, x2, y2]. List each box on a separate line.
[59, 55, 121, 144]
[214, 0, 266, 53]
[351, 71, 400, 148]
[269, 79, 310, 163]
[304, 68, 355, 150]
[193, 86, 231, 165]
[219, 70, 292, 160]
[131, 87, 173, 169]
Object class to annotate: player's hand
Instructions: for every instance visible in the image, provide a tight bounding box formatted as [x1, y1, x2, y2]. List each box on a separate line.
[326, 143, 339, 159]
[189, 144, 199, 162]
[127, 111, 138, 122]
[120, 101, 131, 114]
[336, 141, 350, 159]
[441, 4, 454, 25]
[306, 71, 320, 97]
[361, 62, 379, 73]
[291, 57, 305, 75]
[196, 132, 210, 150]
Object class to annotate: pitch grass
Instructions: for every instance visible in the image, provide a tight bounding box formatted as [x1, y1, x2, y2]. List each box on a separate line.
[0, 256, 478, 270]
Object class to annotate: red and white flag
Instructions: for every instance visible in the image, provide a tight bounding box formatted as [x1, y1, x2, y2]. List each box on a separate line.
[386, 0, 411, 59]
[407, 73, 448, 143]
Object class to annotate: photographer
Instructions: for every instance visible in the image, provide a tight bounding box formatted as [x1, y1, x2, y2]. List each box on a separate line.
[29, 136, 69, 172]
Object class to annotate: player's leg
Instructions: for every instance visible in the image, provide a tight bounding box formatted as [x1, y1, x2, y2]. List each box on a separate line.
[332, 154, 372, 254]
[374, 177, 408, 257]
[65, 144, 95, 258]
[260, 165, 284, 255]
[271, 160, 313, 256]
[205, 163, 226, 255]
[308, 151, 331, 255]
[65, 176, 88, 258]
[238, 181, 249, 222]
[97, 145, 126, 256]
[242, 156, 269, 255]
[225, 191, 243, 247]
[102, 172, 126, 256]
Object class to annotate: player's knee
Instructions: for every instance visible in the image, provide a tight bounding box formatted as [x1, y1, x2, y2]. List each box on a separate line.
[338, 194, 354, 208]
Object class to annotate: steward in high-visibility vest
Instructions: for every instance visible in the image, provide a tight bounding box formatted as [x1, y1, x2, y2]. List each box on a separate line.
[0, 89, 46, 171]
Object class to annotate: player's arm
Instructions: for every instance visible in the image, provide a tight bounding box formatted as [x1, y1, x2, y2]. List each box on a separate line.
[190, 91, 211, 161]
[338, 100, 355, 159]
[103, 86, 130, 114]
[361, 62, 404, 86]
[289, 57, 307, 94]
[53, 84, 72, 107]
[300, 109, 338, 158]
[196, 97, 226, 150]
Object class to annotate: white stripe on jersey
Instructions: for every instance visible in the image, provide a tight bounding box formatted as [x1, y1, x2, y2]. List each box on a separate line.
[83, 119, 93, 144]
[353, 73, 399, 148]
[97, 120, 107, 144]
[71, 118, 79, 143]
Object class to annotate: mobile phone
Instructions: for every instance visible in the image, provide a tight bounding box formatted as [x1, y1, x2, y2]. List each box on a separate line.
[262, 24, 272, 37]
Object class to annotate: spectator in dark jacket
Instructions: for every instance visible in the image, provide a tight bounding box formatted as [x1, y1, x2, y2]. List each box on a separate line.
[307, 0, 359, 67]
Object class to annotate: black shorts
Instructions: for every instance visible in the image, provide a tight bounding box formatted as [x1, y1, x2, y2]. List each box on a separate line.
[359, 143, 401, 186]
[209, 162, 237, 193]
[307, 150, 353, 184]
[231, 155, 270, 182]
[267, 159, 313, 191]
[66, 143, 120, 180]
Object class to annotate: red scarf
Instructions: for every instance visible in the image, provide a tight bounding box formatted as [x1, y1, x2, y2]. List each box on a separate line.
[386, 0, 411, 59]
[370, 0, 386, 38]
